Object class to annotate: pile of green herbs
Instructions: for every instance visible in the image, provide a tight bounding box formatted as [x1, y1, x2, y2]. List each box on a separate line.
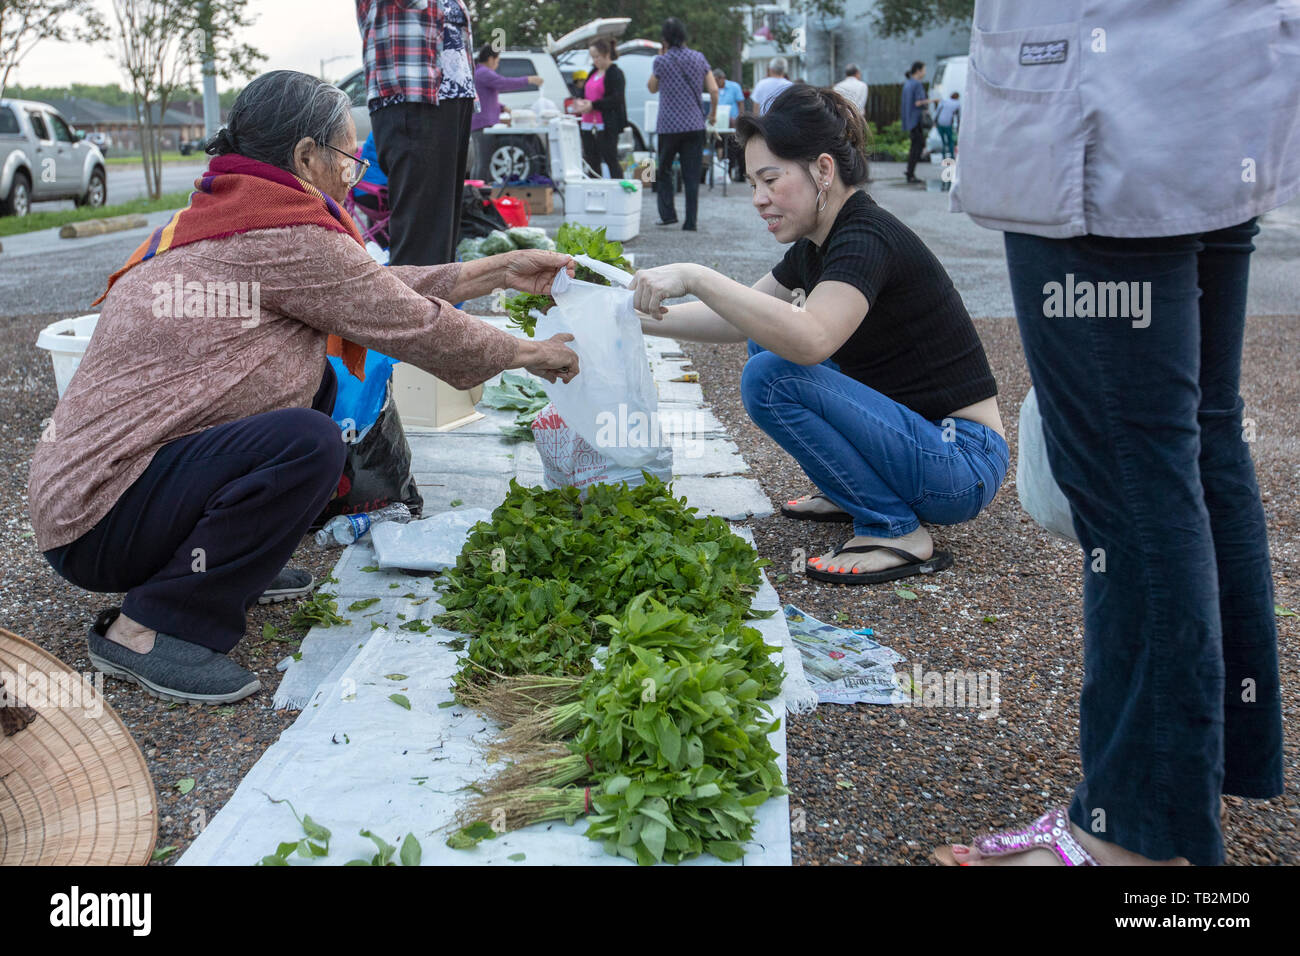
[436, 477, 787, 864]
[502, 222, 631, 336]
[436, 475, 769, 685]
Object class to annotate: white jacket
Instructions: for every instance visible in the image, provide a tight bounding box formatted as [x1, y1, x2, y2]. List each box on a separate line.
[951, 0, 1300, 237]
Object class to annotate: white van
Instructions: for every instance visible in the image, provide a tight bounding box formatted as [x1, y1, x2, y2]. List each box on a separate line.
[926, 54, 967, 156]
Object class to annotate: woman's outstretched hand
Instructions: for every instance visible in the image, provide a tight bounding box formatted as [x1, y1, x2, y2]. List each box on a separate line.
[505, 251, 576, 295]
[518, 333, 580, 384]
[630, 263, 698, 317]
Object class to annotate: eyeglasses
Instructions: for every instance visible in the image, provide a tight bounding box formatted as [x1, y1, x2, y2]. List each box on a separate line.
[319, 141, 369, 186]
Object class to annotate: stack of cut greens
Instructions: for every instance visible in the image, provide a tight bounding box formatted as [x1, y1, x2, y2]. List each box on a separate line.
[477, 371, 549, 441]
[435, 476, 787, 865]
[501, 222, 632, 337]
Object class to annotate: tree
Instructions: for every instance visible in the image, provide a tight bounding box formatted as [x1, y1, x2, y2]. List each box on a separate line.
[0, 0, 108, 98]
[108, 0, 262, 199]
[872, 0, 974, 38]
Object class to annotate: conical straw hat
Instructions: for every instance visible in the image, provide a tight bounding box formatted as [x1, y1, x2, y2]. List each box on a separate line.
[0, 626, 156, 865]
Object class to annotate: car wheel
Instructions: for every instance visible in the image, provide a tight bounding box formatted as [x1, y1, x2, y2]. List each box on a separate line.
[75, 169, 106, 209]
[488, 136, 544, 184]
[2, 172, 31, 217]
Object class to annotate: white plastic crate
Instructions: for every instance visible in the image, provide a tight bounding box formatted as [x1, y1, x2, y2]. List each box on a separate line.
[35, 313, 99, 398]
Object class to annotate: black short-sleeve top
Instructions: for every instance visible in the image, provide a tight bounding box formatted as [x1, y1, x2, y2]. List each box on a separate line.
[769, 190, 997, 421]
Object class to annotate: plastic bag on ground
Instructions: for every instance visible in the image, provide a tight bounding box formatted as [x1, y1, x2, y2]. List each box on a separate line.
[370, 508, 494, 571]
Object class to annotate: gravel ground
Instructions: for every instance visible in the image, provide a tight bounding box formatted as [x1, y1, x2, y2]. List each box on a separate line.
[3, 167, 1295, 865]
[682, 316, 1299, 866]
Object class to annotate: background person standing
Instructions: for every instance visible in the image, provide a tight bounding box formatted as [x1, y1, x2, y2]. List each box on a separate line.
[940, 0, 1294, 868]
[751, 57, 792, 114]
[832, 64, 868, 116]
[901, 61, 935, 184]
[714, 67, 745, 119]
[471, 44, 543, 182]
[357, 0, 478, 266]
[933, 91, 959, 159]
[573, 37, 627, 179]
[648, 17, 717, 231]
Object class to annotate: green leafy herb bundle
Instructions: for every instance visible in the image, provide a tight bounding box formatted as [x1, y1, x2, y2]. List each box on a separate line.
[436, 476, 769, 685]
[502, 223, 632, 336]
[439, 480, 788, 865]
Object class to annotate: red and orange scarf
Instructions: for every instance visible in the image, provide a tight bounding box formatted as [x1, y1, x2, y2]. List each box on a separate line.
[94, 154, 368, 380]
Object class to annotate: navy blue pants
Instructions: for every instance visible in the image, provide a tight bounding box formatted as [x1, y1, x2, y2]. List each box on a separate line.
[44, 365, 346, 654]
[1005, 220, 1283, 865]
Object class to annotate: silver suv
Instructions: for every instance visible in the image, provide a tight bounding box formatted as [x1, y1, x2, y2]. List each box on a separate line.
[1, 98, 107, 216]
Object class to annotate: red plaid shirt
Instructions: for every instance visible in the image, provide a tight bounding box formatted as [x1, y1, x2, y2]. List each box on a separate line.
[355, 0, 476, 109]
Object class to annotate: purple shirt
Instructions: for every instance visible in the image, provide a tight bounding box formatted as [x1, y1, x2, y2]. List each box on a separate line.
[472, 63, 534, 130]
[653, 47, 710, 134]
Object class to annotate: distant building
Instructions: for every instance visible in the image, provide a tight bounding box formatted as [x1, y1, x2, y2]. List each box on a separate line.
[15, 93, 217, 151]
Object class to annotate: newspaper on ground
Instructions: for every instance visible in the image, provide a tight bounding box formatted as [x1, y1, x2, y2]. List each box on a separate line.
[783, 605, 909, 706]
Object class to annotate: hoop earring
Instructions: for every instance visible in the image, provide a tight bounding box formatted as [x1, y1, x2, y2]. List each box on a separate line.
[816, 185, 828, 213]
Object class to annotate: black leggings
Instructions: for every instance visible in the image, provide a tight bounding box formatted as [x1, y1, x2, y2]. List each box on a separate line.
[580, 125, 622, 178]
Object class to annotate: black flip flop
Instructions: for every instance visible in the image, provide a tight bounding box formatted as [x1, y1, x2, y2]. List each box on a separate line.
[779, 493, 854, 524]
[805, 544, 953, 585]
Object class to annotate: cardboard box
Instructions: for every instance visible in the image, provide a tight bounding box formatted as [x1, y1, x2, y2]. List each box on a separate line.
[494, 185, 554, 215]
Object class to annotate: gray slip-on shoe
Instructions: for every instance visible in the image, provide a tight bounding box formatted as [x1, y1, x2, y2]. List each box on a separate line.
[258, 567, 316, 605]
[87, 607, 262, 705]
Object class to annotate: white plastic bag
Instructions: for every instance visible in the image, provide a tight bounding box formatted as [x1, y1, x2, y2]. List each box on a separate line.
[535, 267, 666, 469]
[369, 508, 494, 571]
[531, 402, 672, 491]
[1016, 386, 1078, 544]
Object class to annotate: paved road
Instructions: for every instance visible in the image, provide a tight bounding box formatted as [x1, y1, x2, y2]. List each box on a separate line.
[3, 160, 1297, 321]
[36, 162, 207, 213]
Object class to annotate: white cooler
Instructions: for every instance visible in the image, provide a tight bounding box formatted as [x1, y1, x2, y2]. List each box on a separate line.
[548, 116, 643, 242]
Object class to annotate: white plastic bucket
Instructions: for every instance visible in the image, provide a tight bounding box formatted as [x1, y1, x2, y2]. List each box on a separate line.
[35, 314, 99, 398]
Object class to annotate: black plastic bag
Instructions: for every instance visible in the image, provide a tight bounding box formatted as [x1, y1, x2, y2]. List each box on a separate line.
[312, 381, 422, 529]
[457, 182, 510, 243]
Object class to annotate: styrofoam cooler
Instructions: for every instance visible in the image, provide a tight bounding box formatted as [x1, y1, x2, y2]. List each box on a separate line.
[35, 314, 99, 398]
[564, 179, 642, 241]
[548, 116, 643, 241]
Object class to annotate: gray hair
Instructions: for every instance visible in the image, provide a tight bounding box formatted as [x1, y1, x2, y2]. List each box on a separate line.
[845, 64, 861, 77]
[206, 70, 352, 170]
[769, 57, 788, 76]
[713, 67, 727, 80]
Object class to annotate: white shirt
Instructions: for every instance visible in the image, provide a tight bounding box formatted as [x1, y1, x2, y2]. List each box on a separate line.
[832, 75, 869, 114]
[751, 76, 793, 114]
[951, 0, 1300, 238]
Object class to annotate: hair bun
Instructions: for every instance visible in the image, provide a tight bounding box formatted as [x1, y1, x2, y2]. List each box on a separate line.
[205, 126, 238, 156]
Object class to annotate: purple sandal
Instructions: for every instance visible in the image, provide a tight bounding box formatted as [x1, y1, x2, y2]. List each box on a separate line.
[935, 808, 1100, 866]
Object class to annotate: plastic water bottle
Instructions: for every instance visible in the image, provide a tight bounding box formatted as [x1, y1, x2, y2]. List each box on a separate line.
[314, 503, 412, 548]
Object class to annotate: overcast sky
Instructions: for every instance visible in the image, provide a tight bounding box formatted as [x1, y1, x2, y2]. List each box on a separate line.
[12, 0, 366, 90]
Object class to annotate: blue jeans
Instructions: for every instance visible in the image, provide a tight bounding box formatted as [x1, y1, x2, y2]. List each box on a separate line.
[1005, 220, 1282, 866]
[740, 341, 1009, 539]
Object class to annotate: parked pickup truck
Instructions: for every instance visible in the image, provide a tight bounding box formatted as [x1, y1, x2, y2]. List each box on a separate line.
[0, 97, 107, 216]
